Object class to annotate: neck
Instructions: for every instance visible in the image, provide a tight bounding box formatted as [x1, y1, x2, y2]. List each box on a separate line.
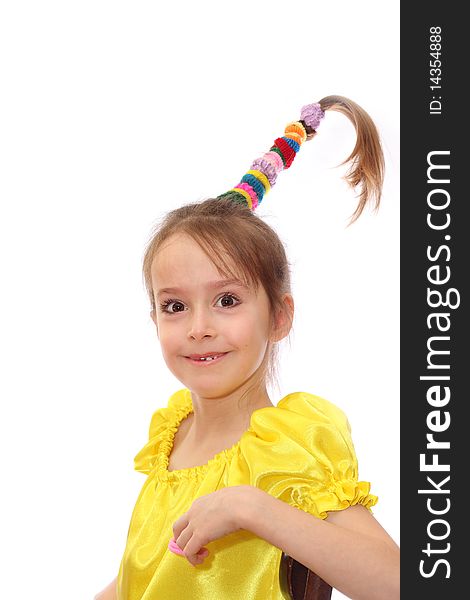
[187, 382, 274, 443]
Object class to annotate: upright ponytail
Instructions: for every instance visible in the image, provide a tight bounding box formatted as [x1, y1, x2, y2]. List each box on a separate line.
[217, 95, 384, 225]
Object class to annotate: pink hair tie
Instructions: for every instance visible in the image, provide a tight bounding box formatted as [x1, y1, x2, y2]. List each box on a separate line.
[263, 151, 284, 173]
[168, 537, 185, 556]
[168, 537, 210, 562]
[235, 182, 259, 210]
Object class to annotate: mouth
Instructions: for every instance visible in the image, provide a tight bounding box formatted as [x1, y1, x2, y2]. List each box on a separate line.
[184, 352, 229, 365]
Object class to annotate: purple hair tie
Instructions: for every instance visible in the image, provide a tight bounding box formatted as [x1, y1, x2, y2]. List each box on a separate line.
[250, 158, 278, 186]
[300, 103, 325, 130]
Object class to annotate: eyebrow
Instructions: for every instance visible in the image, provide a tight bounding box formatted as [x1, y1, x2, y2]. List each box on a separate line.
[156, 278, 249, 298]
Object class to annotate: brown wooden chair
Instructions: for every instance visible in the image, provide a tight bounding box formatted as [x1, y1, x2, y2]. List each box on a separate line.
[279, 553, 333, 600]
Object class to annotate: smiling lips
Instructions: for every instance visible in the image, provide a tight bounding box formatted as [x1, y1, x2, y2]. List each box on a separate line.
[185, 352, 228, 364]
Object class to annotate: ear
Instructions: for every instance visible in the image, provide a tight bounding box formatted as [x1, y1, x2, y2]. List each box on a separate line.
[270, 293, 294, 343]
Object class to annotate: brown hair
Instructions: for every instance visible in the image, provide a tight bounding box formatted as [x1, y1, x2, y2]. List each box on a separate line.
[318, 95, 384, 225]
[142, 95, 384, 398]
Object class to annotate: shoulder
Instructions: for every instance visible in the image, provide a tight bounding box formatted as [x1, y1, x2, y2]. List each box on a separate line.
[134, 388, 192, 475]
[234, 391, 377, 519]
[237, 390, 358, 478]
[146, 388, 192, 437]
[277, 391, 351, 431]
[243, 391, 354, 457]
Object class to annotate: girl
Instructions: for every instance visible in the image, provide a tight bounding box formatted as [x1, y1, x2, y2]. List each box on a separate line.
[95, 96, 399, 600]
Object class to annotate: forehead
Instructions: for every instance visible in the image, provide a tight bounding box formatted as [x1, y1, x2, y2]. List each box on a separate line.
[151, 234, 248, 288]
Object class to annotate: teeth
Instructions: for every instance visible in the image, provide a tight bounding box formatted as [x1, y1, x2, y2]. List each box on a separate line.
[196, 355, 219, 361]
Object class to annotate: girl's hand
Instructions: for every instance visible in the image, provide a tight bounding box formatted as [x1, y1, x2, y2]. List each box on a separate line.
[171, 485, 255, 567]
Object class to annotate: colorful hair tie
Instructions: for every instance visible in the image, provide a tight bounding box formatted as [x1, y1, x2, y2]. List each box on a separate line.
[229, 187, 253, 210]
[300, 103, 325, 130]
[250, 158, 278, 186]
[217, 102, 325, 211]
[168, 537, 185, 556]
[247, 170, 271, 193]
[263, 151, 284, 173]
[235, 182, 258, 209]
[283, 131, 303, 145]
[269, 146, 286, 167]
[271, 138, 296, 169]
[285, 121, 308, 143]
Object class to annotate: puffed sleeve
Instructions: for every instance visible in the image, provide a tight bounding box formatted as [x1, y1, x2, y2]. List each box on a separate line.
[133, 388, 192, 475]
[235, 392, 378, 519]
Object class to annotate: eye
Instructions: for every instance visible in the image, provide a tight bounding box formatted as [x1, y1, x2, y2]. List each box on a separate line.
[216, 293, 241, 308]
[159, 298, 185, 314]
[159, 293, 241, 315]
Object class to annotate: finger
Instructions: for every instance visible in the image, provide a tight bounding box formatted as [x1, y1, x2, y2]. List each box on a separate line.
[172, 513, 189, 540]
[174, 524, 194, 553]
[183, 532, 209, 563]
[194, 548, 210, 566]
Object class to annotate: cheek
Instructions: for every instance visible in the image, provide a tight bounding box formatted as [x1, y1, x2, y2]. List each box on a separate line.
[157, 325, 179, 349]
[234, 314, 269, 347]
[228, 317, 252, 342]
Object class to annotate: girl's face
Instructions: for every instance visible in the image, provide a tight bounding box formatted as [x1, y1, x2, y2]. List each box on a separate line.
[150, 233, 274, 399]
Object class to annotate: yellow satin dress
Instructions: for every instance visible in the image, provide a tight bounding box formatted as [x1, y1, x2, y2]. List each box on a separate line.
[116, 388, 378, 600]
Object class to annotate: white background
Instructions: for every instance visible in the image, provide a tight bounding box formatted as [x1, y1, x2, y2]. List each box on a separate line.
[0, 1, 399, 599]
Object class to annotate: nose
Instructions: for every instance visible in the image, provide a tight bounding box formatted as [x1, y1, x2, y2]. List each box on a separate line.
[187, 305, 217, 341]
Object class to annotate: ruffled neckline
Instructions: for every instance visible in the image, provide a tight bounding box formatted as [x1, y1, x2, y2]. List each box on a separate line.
[156, 388, 289, 482]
